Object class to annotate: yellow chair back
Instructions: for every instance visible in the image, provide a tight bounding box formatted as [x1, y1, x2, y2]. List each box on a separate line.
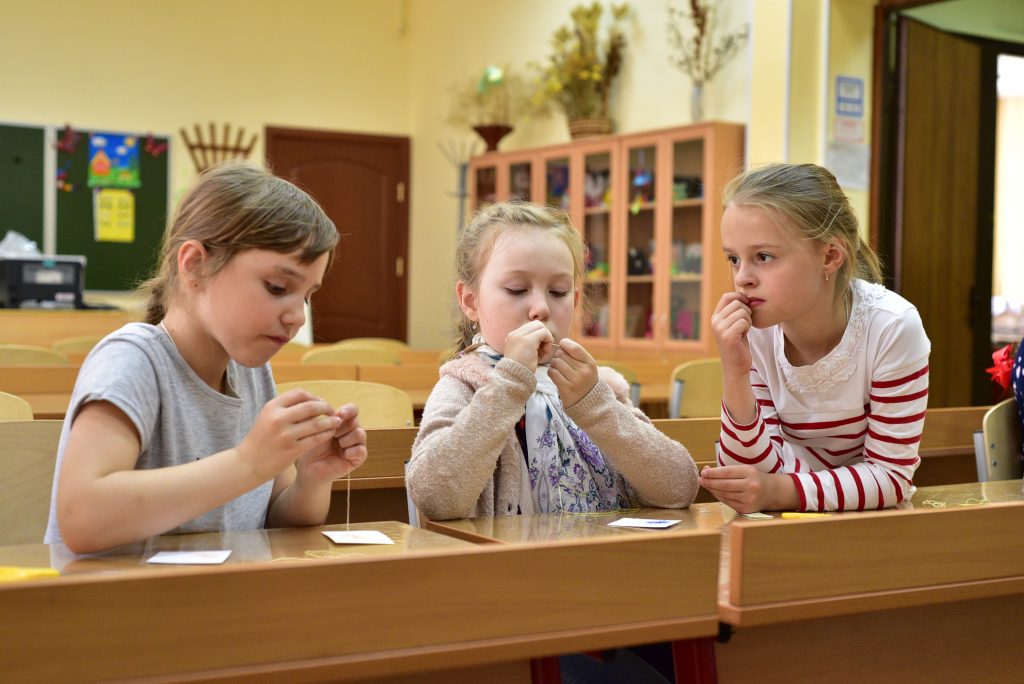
[977, 397, 1024, 481]
[51, 335, 104, 355]
[0, 344, 70, 365]
[276, 380, 414, 428]
[301, 346, 402, 365]
[0, 391, 33, 421]
[669, 358, 722, 418]
[333, 337, 409, 351]
[0, 420, 61, 545]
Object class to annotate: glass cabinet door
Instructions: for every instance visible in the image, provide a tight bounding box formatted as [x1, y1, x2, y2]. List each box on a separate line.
[668, 138, 705, 342]
[581, 150, 612, 341]
[622, 143, 656, 341]
[508, 161, 532, 201]
[543, 156, 571, 211]
[473, 164, 497, 209]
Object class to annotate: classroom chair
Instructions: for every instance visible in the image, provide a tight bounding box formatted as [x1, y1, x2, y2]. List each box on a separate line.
[332, 337, 409, 351]
[596, 360, 642, 407]
[300, 346, 402, 366]
[0, 391, 34, 421]
[51, 335, 104, 356]
[0, 420, 61, 545]
[668, 358, 722, 418]
[973, 397, 1024, 481]
[0, 344, 70, 365]
[276, 380, 414, 428]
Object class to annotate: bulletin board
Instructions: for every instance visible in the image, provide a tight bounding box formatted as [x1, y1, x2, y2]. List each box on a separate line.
[55, 128, 169, 290]
[0, 123, 169, 291]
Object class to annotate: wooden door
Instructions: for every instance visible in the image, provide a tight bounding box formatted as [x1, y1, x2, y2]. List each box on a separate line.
[265, 127, 409, 343]
[893, 19, 986, 407]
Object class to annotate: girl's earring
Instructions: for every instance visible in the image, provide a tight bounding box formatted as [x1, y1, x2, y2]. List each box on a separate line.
[825, 272, 830, 282]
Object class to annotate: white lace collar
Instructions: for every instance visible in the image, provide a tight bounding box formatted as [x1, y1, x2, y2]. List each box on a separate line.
[773, 279, 886, 394]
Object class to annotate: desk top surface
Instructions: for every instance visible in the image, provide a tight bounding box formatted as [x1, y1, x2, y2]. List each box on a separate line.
[0, 520, 471, 575]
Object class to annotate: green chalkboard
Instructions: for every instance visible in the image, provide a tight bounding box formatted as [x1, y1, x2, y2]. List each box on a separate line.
[55, 129, 169, 290]
[0, 124, 45, 247]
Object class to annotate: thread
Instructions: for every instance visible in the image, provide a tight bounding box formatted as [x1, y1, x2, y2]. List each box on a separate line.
[920, 496, 990, 508]
[346, 472, 352, 530]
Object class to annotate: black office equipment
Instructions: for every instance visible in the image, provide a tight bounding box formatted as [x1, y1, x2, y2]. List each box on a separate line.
[0, 255, 85, 308]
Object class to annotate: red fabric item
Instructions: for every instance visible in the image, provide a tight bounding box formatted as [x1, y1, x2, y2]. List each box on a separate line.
[987, 344, 1014, 390]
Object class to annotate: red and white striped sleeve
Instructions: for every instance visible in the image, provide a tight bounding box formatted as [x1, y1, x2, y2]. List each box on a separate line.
[718, 365, 786, 474]
[789, 309, 931, 511]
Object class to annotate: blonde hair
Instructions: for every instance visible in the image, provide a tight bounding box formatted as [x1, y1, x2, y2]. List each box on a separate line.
[451, 201, 585, 355]
[139, 161, 338, 325]
[723, 163, 883, 302]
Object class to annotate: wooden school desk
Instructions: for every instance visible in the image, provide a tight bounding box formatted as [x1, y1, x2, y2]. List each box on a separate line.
[716, 479, 1024, 683]
[0, 521, 720, 683]
[427, 504, 732, 682]
[428, 480, 1024, 683]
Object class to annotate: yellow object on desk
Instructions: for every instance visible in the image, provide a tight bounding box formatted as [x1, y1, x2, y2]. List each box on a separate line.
[780, 512, 832, 519]
[0, 566, 59, 582]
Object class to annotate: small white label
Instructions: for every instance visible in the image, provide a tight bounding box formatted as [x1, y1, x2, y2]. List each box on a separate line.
[322, 530, 394, 545]
[147, 550, 232, 565]
[607, 517, 681, 529]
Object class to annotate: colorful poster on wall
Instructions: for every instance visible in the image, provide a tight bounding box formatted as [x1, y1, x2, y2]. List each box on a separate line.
[94, 188, 135, 242]
[88, 133, 141, 188]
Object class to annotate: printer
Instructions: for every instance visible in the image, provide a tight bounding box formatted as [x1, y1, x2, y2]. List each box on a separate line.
[0, 255, 86, 308]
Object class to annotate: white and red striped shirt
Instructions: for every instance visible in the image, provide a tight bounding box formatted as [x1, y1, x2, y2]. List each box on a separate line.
[719, 280, 931, 511]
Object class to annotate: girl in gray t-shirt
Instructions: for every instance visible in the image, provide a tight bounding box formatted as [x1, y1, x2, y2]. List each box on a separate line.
[46, 162, 367, 553]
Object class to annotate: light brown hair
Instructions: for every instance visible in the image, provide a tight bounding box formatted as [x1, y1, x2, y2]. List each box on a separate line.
[139, 161, 338, 325]
[450, 201, 585, 355]
[723, 163, 883, 304]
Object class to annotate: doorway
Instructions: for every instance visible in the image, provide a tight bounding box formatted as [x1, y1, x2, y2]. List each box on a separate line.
[872, 2, 1024, 406]
[991, 54, 1024, 350]
[265, 127, 410, 343]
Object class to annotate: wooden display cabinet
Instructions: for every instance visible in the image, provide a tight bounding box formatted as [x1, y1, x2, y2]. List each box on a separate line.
[468, 122, 744, 355]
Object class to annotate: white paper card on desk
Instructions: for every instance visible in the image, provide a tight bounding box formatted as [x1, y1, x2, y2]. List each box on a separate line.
[147, 550, 232, 565]
[607, 518, 681, 529]
[322, 530, 394, 545]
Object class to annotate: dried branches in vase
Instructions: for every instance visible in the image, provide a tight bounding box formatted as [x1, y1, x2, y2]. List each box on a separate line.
[667, 1, 749, 121]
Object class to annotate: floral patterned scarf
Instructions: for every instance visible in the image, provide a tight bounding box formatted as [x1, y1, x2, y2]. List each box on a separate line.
[472, 337, 629, 513]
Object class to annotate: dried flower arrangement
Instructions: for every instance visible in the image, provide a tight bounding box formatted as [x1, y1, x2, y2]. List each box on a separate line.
[448, 65, 537, 128]
[533, 2, 630, 133]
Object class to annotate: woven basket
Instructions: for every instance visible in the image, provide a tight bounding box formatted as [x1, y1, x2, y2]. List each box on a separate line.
[568, 117, 614, 139]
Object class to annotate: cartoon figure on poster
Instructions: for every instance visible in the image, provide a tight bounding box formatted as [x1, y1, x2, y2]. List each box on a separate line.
[88, 133, 141, 189]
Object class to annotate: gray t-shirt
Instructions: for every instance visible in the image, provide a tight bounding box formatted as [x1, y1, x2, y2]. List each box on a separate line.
[44, 323, 277, 544]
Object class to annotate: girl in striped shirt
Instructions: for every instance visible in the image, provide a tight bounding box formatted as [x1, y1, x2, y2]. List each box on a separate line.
[699, 163, 930, 513]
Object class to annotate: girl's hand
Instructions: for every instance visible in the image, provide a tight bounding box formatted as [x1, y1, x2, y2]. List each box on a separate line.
[238, 389, 342, 481]
[711, 292, 753, 376]
[504, 320, 555, 373]
[698, 465, 796, 513]
[549, 338, 598, 408]
[296, 403, 368, 484]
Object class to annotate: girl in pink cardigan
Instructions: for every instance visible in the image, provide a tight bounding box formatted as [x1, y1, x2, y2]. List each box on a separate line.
[407, 202, 698, 522]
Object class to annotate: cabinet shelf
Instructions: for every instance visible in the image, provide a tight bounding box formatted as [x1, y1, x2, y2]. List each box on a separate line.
[469, 122, 745, 354]
[672, 198, 703, 209]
